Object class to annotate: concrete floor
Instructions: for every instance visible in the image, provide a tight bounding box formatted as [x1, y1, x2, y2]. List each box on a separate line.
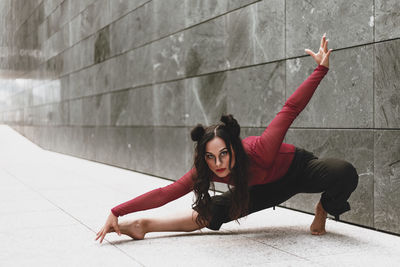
[1, 124, 400, 267]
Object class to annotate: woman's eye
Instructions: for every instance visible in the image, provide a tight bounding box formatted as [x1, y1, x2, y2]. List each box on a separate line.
[206, 154, 214, 159]
[220, 151, 227, 157]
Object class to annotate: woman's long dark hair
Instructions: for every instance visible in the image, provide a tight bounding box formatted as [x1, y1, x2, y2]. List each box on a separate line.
[190, 114, 249, 227]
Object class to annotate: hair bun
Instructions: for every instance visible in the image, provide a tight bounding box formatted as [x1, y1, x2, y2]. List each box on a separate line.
[220, 114, 240, 137]
[191, 124, 205, 142]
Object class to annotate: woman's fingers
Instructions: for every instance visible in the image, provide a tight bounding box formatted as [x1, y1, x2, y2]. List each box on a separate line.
[305, 34, 331, 67]
[320, 33, 326, 50]
[304, 49, 315, 57]
[100, 233, 105, 243]
[95, 228, 103, 240]
[95, 230, 104, 241]
[324, 39, 328, 53]
[94, 226, 108, 243]
[99, 227, 108, 243]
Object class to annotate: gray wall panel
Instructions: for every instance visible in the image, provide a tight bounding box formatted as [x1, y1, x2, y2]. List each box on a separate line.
[374, 130, 400, 234]
[375, 0, 400, 41]
[226, 0, 285, 68]
[374, 39, 400, 128]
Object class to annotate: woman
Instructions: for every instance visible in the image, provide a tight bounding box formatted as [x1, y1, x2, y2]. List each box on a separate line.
[95, 34, 359, 244]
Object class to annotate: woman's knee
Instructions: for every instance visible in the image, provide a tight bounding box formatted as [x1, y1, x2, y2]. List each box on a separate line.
[324, 158, 359, 191]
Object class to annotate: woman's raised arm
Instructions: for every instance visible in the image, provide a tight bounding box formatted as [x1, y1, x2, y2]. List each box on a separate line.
[252, 34, 331, 167]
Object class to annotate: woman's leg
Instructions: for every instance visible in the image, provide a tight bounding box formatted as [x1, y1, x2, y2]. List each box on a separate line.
[116, 210, 206, 240]
[310, 200, 327, 235]
[298, 157, 359, 234]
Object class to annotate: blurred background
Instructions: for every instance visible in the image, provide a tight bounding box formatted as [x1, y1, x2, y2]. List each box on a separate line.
[0, 0, 399, 234]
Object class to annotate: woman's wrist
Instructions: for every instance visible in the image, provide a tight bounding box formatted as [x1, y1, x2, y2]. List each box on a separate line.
[317, 64, 329, 70]
[110, 209, 119, 217]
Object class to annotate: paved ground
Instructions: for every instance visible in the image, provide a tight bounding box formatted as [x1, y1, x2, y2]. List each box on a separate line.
[1, 124, 400, 267]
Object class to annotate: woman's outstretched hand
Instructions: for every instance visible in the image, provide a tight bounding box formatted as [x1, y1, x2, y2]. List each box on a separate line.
[305, 33, 332, 68]
[95, 212, 121, 244]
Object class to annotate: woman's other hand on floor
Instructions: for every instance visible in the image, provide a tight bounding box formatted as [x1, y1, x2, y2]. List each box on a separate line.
[305, 33, 332, 68]
[95, 212, 121, 244]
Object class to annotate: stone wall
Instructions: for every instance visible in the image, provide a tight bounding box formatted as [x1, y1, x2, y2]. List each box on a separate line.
[0, 0, 399, 234]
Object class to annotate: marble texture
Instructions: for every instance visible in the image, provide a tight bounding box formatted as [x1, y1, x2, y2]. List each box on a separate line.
[153, 80, 186, 126]
[374, 39, 400, 128]
[110, 86, 155, 127]
[184, 0, 260, 28]
[109, 0, 149, 22]
[151, 32, 185, 82]
[375, 0, 400, 41]
[94, 26, 110, 64]
[286, 45, 374, 128]
[109, 90, 129, 126]
[69, 94, 109, 126]
[128, 86, 155, 126]
[82, 94, 111, 126]
[185, 16, 228, 76]
[152, 127, 190, 180]
[36, 102, 69, 126]
[286, 0, 374, 57]
[185, 72, 227, 126]
[374, 130, 400, 234]
[284, 129, 374, 227]
[46, 53, 64, 79]
[50, 126, 70, 155]
[226, 0, 285, 68]
[94, 126, 129, 168]
[127, 45, 154, 87]
[227, 61, 285, 127]
[62, 34, 96, 76]
[79, 0, 111, 45]
[152, 0, 185, 40]
[43, 23, 70, 62]
[109, 1, 153, 56]
[126, 127, 155, 174]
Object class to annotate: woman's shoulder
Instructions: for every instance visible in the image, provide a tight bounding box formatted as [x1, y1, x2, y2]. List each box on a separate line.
[241, 136, 260, 155]
[242, 136, 258, 147]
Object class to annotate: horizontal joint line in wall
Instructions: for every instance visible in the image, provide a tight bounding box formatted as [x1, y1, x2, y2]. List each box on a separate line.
[2, 124, 400, 131]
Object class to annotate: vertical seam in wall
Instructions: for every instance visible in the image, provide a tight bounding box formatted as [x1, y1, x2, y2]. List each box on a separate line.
[372, 0, 376, 229]
[284, 0, 287, 142]
[284, 0, 287, 101]
[373, 0, 375, 129]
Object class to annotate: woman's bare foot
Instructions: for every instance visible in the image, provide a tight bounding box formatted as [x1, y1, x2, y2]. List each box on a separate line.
[310, 201, 327, 235]
[114, 219, 147, 240]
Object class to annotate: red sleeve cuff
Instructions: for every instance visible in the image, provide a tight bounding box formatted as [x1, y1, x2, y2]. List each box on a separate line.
[111, 208, 119, 217]
[316, 64, 329, 71]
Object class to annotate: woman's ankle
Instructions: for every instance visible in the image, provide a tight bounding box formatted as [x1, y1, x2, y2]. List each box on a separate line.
[136, 218, 149, 234]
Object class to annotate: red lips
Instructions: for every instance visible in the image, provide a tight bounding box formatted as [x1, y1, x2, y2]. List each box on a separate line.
[216, 168, 226, 172]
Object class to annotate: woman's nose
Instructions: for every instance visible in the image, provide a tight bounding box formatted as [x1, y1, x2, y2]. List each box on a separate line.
[215, 157, 222, 167]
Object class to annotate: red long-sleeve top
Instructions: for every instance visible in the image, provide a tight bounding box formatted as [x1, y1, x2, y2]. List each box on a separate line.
[111, 65, 329, 217]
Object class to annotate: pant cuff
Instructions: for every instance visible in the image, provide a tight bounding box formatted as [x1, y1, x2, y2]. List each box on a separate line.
[320, 197, 351, 218]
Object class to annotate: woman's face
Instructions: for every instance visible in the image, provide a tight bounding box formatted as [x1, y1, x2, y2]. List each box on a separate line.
[205, 136, 235, 178]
